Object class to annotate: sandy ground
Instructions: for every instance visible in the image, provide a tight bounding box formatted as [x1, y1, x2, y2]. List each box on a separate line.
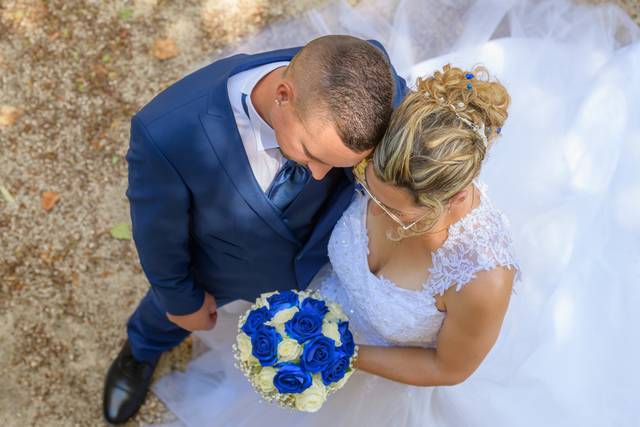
[0, 0, 638, 426]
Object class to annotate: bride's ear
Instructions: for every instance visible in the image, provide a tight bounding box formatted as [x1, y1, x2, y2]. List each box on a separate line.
[449, 189, 469, 207]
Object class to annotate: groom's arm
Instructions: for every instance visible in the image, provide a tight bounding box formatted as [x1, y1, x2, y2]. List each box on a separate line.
[125, 115, 205, 316]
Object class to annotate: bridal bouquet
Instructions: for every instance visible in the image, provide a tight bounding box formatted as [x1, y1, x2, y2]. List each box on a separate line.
[233, 289, 358, 412]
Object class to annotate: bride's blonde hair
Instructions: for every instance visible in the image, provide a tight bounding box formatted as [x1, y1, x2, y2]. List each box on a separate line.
[364, 64, 510, 239]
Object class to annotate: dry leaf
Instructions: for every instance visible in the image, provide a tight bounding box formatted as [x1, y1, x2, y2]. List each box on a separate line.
[40, 251, 53, 266]
[0, 105, 23, 128]
[92, 63, 108, 79]
[110, 222, 132, 240]
[41, 191, 60, 211]
[0, 185, 16, 206]
[152, 37, 178, 61]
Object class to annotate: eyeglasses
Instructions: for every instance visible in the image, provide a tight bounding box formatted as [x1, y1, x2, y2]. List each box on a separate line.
[354, 163, 432, 231]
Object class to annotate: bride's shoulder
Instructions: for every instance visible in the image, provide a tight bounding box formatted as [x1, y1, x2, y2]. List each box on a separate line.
[429, 181, 521, 296]
[457, 266, 516, 300]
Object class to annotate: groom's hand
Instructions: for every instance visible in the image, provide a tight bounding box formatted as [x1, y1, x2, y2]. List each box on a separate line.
[166, 292, 218, 332]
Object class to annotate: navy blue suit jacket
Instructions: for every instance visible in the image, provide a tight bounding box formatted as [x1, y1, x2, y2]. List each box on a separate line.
[126, 41, 407, 315]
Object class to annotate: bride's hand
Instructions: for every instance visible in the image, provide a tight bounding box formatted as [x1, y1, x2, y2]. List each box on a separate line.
[166, 292, 218, 331]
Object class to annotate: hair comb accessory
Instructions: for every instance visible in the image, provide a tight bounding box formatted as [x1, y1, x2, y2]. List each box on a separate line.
[448, 103, 488, 149]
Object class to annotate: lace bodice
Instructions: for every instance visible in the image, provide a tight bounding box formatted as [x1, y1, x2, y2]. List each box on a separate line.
[316, 180, 521, 348]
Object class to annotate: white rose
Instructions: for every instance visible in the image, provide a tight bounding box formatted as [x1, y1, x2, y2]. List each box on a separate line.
[325, 302, 348, 322]
[321, 320, 342, 346]
[273, 322, 286, 337]
[271, 306, 299, 325]
[333, 368, 354, 390]
[236, 332, 258, 364]
[255, 291, 279, 307]
[255, 367, 277, 393]
[268, 306, 298, 337]
[295, 376, 327, 412]
[277, 337, 302, 362]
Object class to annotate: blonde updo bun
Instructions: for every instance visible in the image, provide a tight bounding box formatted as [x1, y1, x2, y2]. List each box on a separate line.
[371, 63, 511, 239]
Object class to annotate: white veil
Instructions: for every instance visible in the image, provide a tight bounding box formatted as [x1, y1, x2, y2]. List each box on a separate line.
[154, 1, 640, 425]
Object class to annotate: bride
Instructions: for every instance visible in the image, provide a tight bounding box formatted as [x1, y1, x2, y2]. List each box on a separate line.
[151, 0, 640, 426]
[323, 63, 519, 388]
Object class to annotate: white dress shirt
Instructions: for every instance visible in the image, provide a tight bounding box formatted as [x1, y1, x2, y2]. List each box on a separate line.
[227, 61, 290, 192]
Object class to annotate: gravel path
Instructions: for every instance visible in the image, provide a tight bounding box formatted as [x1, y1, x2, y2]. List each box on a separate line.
[1, 0, 637, 426]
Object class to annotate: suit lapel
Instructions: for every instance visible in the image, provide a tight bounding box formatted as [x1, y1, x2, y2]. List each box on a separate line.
[199, 48, 302, 245]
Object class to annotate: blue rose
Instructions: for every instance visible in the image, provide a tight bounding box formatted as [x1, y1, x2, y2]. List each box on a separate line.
[273, 362, 313, 394]
[285, 310, 323, 344]
[300, 297, 329, 317]
[321, 350, 350, 385]
[251, 325, 282, 366]
[300, 335, 336, 373]
[267, 290, 299, 315]
[337, 321, 355, 356]
[241, 306, 272, 337]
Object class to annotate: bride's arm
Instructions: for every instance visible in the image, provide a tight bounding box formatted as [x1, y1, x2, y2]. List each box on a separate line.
[353, 268, 515, 386]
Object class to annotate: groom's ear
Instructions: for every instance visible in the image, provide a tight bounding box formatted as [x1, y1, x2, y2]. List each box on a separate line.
[284, 35, 395, 154]
[275, 82, 291, 105]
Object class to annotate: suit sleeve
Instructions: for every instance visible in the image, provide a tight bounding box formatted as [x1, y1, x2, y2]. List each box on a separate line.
[126, 115, 205, 316]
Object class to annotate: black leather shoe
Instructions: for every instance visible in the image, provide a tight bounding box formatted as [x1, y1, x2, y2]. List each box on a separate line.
[103, 339, 158, 424]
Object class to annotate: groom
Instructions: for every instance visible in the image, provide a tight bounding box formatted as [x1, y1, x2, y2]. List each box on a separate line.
[103, 35, 406, 424]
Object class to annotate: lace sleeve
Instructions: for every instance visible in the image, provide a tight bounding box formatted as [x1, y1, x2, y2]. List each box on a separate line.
[426, 202, 522, 297]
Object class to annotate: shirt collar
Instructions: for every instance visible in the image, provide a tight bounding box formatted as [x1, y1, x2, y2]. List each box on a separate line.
[242, 61, 289, 152]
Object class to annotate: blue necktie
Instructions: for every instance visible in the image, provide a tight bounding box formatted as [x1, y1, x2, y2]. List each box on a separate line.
[241, 93, 310, 212]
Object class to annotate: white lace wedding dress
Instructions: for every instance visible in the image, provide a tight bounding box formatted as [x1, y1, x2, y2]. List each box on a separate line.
[319, 181, 519, 350]
[150, 1, 640, 426]
[151, 180, 520, 427]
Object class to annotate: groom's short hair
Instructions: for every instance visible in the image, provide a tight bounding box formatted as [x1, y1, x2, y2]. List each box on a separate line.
[286, 35, 395, 153]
